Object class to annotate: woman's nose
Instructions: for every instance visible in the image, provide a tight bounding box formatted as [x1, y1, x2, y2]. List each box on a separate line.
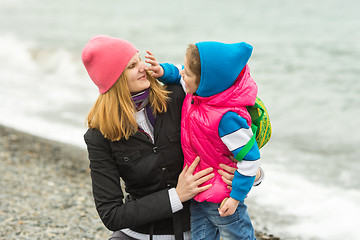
[139, 61, 146, 72]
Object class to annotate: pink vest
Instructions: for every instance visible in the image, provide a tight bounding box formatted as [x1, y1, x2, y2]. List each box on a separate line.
[181, 65, 257, 203]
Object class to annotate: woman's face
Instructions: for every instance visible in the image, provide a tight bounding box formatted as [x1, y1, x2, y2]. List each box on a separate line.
[125, 52, 150, 93]
[180, 56, 199, 94]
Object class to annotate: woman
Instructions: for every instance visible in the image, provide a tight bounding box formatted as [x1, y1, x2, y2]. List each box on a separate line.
[81, 35, 235, 240]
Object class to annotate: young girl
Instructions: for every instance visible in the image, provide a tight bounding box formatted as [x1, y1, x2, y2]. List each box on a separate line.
[146, 41, 260, 240]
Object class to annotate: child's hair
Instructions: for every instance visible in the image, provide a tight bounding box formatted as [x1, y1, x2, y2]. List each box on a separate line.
[86, 71, 170, 141]
[186, 44, 201, 86]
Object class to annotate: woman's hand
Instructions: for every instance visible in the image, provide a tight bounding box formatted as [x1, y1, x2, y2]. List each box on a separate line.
[218, 156, 237, 190]
[175, 157, 214, 202]
[145, 50, 164, 78]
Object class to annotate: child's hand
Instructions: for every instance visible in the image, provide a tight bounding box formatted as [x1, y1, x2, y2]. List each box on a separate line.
[218, 197, 239, 217]
[145, 50, 164, 78]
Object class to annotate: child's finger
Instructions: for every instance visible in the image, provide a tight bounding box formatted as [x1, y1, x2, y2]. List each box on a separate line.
[145, 59, 157, 66]
[220, 197, 228, 209]
[145, 66, 153, 71]
[145, 55, 156, 61]
[218, 206, 228, 217]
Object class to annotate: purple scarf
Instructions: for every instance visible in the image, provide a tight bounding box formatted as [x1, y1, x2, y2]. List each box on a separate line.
[131, 89, 156, 127]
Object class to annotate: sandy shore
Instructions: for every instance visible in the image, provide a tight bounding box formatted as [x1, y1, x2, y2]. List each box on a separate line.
[0, 124, 279, 240]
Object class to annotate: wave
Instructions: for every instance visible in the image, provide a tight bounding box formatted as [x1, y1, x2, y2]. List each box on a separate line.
[0, 34, 97, 148]
[248, 151, 360, 239]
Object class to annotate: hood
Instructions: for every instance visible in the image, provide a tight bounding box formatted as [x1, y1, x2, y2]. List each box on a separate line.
[193, 64, 258, 108]
[195, 41, 253, 97]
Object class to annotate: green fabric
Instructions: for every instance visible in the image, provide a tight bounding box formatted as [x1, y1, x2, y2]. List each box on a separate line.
[247, 97, 272, 149]
[252, 101, 264, 126]
[235, 97, 272, 162]
[235, 124, 257, 161]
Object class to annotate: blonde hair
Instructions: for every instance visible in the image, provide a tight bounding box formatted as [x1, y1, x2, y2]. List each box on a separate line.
[87, 71, 170, 141]
[186, 44, 201, 85]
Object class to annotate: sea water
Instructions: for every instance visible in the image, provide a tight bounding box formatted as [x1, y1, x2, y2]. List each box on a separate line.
[1, 0, 359, 239]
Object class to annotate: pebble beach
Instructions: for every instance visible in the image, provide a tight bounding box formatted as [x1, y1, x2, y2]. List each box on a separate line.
[0, 124, 279, 240]
[0, 125, 112, 239]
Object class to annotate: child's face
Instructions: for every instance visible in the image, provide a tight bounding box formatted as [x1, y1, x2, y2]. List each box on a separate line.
[181, 56, 199, 94]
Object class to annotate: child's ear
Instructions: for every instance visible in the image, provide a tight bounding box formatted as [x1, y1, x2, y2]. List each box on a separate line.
[196, 77, 201, 87]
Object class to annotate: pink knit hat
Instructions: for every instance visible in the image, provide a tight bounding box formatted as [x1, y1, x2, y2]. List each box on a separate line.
[81, 35, 138, 94]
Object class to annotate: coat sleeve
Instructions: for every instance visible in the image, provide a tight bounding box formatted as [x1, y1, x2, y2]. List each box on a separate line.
[84, 129, 174, 231]
[218, 111, 260, 201]
[159, 63, 183, 85]
[159, 63, 188, 93]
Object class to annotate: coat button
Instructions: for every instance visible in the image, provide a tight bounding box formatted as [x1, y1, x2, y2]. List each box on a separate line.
[124, 157, 129, 162]
[161, 167, 166, 171]
[153, 147, 158, 153]
[166, 183, 171, 187]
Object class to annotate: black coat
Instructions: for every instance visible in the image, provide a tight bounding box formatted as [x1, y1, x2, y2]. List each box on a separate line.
[84, 85, 189, 238]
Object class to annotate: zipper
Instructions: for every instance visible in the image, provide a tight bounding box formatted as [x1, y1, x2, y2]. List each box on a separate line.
[138, 128, 154, 144]
[185, 96, 198, 154]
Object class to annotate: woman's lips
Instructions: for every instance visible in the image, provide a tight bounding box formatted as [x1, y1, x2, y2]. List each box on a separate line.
[138, 75, 146, 80]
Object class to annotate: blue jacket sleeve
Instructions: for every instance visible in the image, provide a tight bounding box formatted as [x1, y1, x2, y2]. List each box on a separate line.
[218, 111, 260, 201]
[158, 63, 183, 85]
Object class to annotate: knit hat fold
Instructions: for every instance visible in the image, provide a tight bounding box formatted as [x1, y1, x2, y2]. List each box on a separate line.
[81, 35, 138, 94]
